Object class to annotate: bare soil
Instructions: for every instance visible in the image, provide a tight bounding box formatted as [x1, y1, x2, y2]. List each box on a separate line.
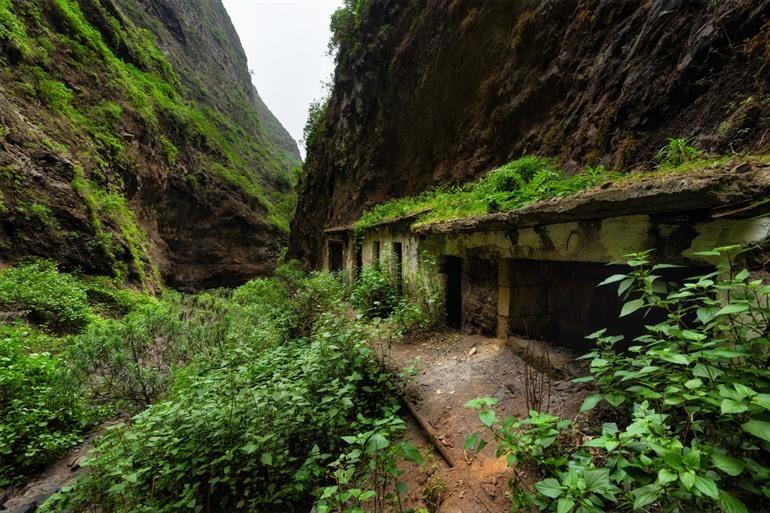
[388, 331, 588, 513]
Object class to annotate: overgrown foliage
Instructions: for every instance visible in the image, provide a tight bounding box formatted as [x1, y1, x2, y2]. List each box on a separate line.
[655, 138, 703, 167]
[0, 324, 91, 487]
[44, 318, 400, 513]
[328, 0, 366, 58]
[467, 248, 770, 513]
[1, 257, 445, 511]
[355, 157, 619, 231]
[0, 259, 93, 332]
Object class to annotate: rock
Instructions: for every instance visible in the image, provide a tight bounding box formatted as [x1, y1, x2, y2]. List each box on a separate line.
[481, 484, 497, 499]
[468, 347, 477, 356]
[289, 0, 770, 267]
[0, 0, 299, 290]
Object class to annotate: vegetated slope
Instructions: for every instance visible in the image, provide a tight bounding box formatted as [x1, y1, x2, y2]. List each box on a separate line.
[0, 0, 301, 290]
[289, 0, 770, 267]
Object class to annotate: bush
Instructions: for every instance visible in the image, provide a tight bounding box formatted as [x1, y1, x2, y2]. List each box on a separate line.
[655, 137, 703, 167]
[351, 265, 401, 319]
[68, 300, 184, 411]
[0, 324, 90, 487]
[0, 259, 92, 332]
[43, 318, 400, 513]
[467, 248, 770, 513]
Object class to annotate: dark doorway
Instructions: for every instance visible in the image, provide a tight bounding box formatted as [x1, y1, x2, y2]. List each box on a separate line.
[329, 241, 344, 272]
[355, 243, 363, 277]
[393, 242, 403, 292]
[443, 256, 462, 329]
[373, 241, 381, 264]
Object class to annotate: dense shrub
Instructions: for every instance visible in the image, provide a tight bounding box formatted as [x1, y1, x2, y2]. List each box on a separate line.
[42, 316, 400, 513]
[0, 324, 90, 487]
[467, 249, 770, 513]
[0, 259, 92, 332]
[351, 265, 401, 319]
[68, 300, 184, 411]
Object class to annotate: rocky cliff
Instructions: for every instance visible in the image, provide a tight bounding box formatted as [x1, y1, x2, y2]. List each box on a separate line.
[290, 0, 770, 267]
[0, 0, 300, 289]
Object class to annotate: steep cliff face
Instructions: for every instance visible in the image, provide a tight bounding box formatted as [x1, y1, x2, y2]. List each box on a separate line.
[0, 0, 300, 289]
[290, 0, 770, 267]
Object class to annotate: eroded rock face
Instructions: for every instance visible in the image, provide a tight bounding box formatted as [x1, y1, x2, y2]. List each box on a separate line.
[290, 0, 770, 267]
[0, 0, 299, 289]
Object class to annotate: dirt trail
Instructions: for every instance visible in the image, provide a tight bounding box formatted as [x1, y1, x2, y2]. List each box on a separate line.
[389, 332, 587, 513]
[0, 425, 112, 513]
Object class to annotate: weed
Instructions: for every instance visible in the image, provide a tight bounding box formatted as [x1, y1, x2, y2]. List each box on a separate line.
[655, 137, 703, 167]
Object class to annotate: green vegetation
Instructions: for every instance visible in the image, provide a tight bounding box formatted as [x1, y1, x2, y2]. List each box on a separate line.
[328, 0, 366, 57]
[466, 248, 770, 513]
[0, 324, 90, 487]
[655, 137, 703, 167]
[355, 156, 619, 231]
[0, 260, 151, 486]
[0, 259, 93, 332]
[351, 264, 401, 318]
[72, 167, 160, 288]
[0, 258, 438, 509]
[0, 0, 295, 247]
[302, 97, 328, 152]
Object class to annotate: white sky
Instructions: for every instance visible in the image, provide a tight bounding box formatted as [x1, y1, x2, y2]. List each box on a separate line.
[222, 0, 342, 158]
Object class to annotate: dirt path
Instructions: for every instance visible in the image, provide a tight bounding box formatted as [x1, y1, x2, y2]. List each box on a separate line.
[0, 423, 115, 513]
[389, 332, 588, 513]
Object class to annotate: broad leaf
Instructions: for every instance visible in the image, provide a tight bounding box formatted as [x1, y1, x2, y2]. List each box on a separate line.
[718, 490, 749, 513]
[693, 475, 719, 499]
[580, 393, 603, 412]
[741, 419, 770, 443]
[535, 478, 563, 499]
[712, 453, 745, 477]
[620, 299, 645, 317]
[557, 497, 575, 513]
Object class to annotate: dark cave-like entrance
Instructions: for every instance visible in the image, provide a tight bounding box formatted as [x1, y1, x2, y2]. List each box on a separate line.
[442, 256, 463, 329]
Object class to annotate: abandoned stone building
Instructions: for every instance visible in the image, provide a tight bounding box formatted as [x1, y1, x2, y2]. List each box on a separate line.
[323, 167, 770, 350]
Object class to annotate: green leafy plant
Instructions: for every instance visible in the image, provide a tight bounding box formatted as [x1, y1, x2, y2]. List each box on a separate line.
[355, 157, 619, 231]
[655, 138, 703, 167]
[0, 259, 92, 332]
[0, 324, 91, 487]
[352, 265, 401, 319]
[467, 248, 770, 513]
[314, 414, 423, 513]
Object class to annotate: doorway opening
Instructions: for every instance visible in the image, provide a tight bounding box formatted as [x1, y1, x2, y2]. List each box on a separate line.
[373, 241, 381, 265]
[329, 241, 344, 272]
[442, 256, 462, 329]
[393, 242, 403, 292]
[355, 243, 363, 278]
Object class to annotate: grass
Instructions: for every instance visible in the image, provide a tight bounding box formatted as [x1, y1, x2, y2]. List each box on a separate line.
[355, 152, 770, 232]
[355, 156, 620, 231]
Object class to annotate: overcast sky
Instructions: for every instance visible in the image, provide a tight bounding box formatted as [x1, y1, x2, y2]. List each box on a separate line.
[222, 0, 342, 158]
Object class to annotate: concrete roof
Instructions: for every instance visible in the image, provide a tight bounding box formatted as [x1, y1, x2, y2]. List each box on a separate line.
[414, 162, 770, 235]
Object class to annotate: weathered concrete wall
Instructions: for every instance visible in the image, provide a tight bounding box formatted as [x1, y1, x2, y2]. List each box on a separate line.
[502, 259, 649, 351]
[328, 210, 770, 346]
[422, 214, 770, 266]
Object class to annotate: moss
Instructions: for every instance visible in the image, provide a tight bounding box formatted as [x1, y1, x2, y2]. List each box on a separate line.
[355, 157, 620, 232]
[159, 136, 178, 166]
[71, 167, 159, 290]
[18, 202, 60, 230]
[3, 0, 294, 235]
